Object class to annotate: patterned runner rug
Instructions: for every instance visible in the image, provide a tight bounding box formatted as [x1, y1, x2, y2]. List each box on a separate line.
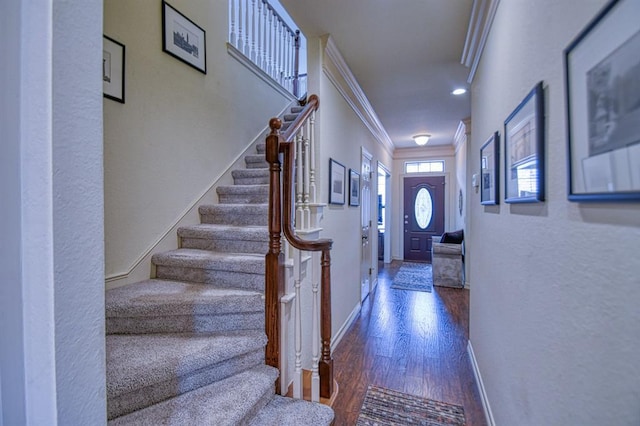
[390, 262, 432, 292]
[357, 385, 466, 425]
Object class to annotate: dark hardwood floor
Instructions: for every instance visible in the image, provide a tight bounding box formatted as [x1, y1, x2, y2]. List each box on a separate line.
[331, 260, 487, 425]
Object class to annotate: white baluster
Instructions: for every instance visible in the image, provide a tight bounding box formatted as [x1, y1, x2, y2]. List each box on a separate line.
[296, 130, 304, 229]
[229, 0, 237, 45]
[303, 120, 311, 229]
[262, 1, 268, 70]
[309, 110, 317, 204]
[257, 0, 263, 66]
[244, 0, 250, 55]
[250, 0, 257, 62]
[271, 12, 278, 79]
[311, 252, 320, 402]
[293, 248, 303, 398]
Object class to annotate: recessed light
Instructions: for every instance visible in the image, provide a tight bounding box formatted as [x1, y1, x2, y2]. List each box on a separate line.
[452, 88, 467, 95]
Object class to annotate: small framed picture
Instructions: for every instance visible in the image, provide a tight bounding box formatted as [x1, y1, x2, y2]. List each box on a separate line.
[564, 0, 640, 201]
[162, 1, 207, 74]
[480, 132, 500, 205]
[329, 158, 345, 205]
[349, 169, 360, 206]
[504, 81, 545, 203]
[103, 35, 125, 103]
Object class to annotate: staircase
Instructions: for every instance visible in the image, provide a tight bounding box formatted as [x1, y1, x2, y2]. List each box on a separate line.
[105, 106, 334, 425]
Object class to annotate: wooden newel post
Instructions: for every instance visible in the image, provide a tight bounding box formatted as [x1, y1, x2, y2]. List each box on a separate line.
[319, 248, 334, 398]
[265, 118, 285, 393]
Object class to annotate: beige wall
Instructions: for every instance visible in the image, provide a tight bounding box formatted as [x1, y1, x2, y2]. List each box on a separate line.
[104, 0, 293, 280]
[469, 0, 640, 424]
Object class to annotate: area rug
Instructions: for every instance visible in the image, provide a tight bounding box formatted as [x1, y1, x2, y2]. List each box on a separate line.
[390, 262, 432, 292]
[357, 385, 466, 425]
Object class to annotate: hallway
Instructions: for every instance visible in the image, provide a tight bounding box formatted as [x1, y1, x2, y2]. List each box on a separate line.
[332, 261, 486, 425]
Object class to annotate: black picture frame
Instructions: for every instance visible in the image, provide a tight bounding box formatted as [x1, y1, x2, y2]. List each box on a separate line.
[480, 131, 500, 205]
[504, 81, 545, 203]
[564, 0, 640, 202]
[103, 35, 125, 103]
[162, 1, 207, 74]
[329, 159, 345, 205]
[349, 169, 360, 206]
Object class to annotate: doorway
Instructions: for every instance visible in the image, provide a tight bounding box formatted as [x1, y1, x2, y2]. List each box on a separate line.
[403, 176, 445, 262]
[360, 149, 373, 302]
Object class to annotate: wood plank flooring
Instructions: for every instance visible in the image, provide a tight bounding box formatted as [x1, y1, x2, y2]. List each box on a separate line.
[331, 260, 487, 425]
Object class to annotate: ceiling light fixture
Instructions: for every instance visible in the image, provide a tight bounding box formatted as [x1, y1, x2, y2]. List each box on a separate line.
[413, 134, 431, 146]
[452, 88, 467, 95]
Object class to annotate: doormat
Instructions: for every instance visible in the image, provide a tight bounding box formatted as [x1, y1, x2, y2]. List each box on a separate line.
[390, 262, 432, 292]
[357, 385, 466, 425]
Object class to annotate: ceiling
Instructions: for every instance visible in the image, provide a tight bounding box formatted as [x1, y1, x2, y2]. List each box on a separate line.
[279, 0, 474, 150]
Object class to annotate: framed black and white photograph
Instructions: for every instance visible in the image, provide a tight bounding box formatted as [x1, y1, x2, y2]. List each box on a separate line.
[329, 158, 345, 205]
[504, 81, 545, 203]
[564, 0, 640, 201]
[349, 169, 360, 206]
[162, 1, 207, 74]
[480, 131, 500, 205]
[103, 35, 125, 103]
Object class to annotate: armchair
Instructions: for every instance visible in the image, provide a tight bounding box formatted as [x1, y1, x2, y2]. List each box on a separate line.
[431, 230, 464, 288]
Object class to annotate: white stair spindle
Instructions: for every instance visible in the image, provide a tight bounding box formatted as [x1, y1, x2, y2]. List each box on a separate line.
[237, 0, 244, 51]
[309, 110, 317, 204]
[230, 0, 237, 45]
[303, 120, 311, 229]
[250, 0, 257, 62]
[244, 0, 250, 55]
[293, 248, 303, 399]
[311, 252, 320, 402]
[295, 130, 304, 229]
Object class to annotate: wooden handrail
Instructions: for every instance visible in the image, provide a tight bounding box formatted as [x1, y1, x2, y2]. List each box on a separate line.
[265, 95, 334, 398]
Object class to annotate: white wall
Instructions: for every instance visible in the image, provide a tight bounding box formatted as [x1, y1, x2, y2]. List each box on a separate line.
[104, 0, 293, 281]
[391, 147, 457, 260]
[53, 0, 107, 424]
[0, 1, 58, 424]
[469, 1, 640, 424]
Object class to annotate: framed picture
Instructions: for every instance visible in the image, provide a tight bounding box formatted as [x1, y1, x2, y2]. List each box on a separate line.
[480, 131, 500, 205]
[329, 158, 345, 205]
[103, 35, 125, 103]
[504, 81, 545, 203]
[564, 0, 640, 201]
[349, 169, 360, 206]
[162, 1, 207, 74]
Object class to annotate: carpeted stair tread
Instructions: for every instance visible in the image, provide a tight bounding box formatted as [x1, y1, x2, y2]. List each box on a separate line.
[232, 168, 269, 185]
[178, 223, 268, 242]
[152, 249, 265, 274]
[290, 106, 304, 113]
[244, 154, 268, 169]
[108, 364, 278, 426]
[199, 203, 268, 226]
[105, 279, 265, 334]
[248, 395, 335, 426]
[216, 184, 269, 204]
[107, 330, 267, 418]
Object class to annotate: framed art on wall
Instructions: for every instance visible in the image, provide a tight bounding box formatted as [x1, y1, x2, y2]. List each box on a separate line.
[564, 0, 640, 201]
[329, 159, 345, 205]
[103, 35, 125, 103]
[162, 1, 207, 74]
[480, 131, 500, 205]
[349, 169, 360, 206]
[504, 81, 545, 203]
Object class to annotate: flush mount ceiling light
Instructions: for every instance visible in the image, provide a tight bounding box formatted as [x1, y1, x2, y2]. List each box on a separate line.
[413, 134, 431, 146]
[452, 88, 467, 95]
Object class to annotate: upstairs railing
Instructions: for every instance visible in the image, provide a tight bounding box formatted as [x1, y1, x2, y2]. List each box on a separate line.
[265, 95, 334, 399]
[229, 0, 303, 97]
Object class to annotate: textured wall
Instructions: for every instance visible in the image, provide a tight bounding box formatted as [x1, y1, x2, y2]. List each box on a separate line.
[469, 1, 640, 424]
[103, 0, 293, 279]
[52, 0, 106, 424]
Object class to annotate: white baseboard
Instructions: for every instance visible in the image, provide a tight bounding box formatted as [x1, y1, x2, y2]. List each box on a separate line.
[331, 302, 361, 352]
[467, 340, 496, 426]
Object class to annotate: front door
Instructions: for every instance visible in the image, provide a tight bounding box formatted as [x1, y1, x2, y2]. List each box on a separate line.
[360, 151, 372, 301]
[403, 176, 445, 262]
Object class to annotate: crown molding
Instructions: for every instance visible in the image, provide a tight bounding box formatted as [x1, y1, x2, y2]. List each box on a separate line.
[461, 0, 501, 84]
[322, 35, 395, 156]
[453, 117, 471, 154]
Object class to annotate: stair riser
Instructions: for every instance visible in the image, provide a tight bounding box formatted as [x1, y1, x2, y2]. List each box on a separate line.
[218, 193, 269, 204]
[155, 266, 264, 291]
[233, 176, 269, 185]
[256, 143, 266, 154]
[181, 238, 268, 254]
[106, 312, 264, 335]
[200, 212, 267, 226]
[108, 349, 264, 419]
